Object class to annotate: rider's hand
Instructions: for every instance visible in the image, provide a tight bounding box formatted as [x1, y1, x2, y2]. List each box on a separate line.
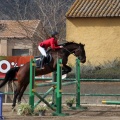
[60, 46, 63, 48]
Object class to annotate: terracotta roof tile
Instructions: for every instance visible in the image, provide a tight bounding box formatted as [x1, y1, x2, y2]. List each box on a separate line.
[0, 20, 41, 38]
[66, 0, 120, 17]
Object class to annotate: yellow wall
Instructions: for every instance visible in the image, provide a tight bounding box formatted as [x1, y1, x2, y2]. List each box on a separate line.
[66, 18, 120, 66]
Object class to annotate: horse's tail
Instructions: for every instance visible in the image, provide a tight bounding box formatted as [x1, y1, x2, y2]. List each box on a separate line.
[0, 67, 20, 88]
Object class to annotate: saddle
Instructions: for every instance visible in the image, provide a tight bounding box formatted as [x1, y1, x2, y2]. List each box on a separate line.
[34, 54, 52, 68]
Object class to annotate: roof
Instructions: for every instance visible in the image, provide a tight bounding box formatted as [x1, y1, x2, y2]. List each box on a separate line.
[66, 0, 120, 17]
[0, 20, 41, 38]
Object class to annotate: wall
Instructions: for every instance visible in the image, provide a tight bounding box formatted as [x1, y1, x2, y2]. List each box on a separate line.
[0, 39, 7, 56]
[7, 38, 33, 56]
[66, 17, 120, 66]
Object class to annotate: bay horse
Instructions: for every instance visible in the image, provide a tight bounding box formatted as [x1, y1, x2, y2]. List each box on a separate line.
[0, 42, 86, 108]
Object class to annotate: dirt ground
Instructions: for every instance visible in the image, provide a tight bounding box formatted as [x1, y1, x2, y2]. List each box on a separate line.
[2, 104, 120, 120]
[1, 82, 120, 120]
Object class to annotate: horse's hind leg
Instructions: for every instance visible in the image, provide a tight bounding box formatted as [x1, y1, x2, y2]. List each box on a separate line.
[18, 83, 28, 104]
[12, 83, 22, 108]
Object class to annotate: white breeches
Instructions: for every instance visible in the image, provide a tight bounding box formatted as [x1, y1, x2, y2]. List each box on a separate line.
[38, 46, 47, 57]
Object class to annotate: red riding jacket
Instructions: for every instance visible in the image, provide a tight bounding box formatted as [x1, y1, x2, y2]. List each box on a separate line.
[39, 37, 60, 50]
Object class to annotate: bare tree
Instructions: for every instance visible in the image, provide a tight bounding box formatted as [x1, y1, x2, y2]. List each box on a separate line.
[33, 0, 73, 41]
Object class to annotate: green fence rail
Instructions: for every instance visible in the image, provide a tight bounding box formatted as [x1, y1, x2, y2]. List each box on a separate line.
[0, 59, 120, 105]
[1, 79, 120, 96]
[1, 78, 120, 82]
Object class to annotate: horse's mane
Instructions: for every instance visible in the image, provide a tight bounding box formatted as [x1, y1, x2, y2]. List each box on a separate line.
[63, 42, 85, 47]
[61, 42, 77, 46]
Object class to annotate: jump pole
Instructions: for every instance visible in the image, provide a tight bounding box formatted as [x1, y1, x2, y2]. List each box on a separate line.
[29, 59, 35, 112]
[102, 100, 120, 105]
[76, 58, 80, 108]
[74, 58, 87, 110]
[53, 59, 68, 116]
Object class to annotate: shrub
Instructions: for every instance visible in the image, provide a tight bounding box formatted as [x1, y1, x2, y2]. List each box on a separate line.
[67, 58, 120, 79]
[17, 103, 32, 115]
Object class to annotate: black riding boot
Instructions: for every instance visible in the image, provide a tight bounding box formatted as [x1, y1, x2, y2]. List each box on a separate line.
[40, 56, 45, 69]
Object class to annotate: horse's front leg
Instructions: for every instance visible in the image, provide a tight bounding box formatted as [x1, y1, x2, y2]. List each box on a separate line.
[62, 65, 72, 75]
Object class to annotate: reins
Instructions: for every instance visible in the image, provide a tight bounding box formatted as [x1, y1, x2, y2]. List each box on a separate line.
[62, 46, 80, 58]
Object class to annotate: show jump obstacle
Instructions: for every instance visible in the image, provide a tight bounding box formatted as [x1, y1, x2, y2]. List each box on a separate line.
[29, 58, 82, 116]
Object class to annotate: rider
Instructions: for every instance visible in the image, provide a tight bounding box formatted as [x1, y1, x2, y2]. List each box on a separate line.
[38, 31, 63, 69]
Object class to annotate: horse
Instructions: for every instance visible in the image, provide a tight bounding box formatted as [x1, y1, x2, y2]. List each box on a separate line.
[0, 42, 86, 108]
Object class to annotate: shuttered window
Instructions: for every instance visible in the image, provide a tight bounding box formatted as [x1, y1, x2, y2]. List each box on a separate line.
[12, 49, 29, 56]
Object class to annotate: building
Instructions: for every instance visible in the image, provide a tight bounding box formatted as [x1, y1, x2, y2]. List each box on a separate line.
[0, 20, 46, 56]
[66, 0, 120, 66]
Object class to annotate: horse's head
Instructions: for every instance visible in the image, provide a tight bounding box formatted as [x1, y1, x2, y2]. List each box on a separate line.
[74, 43, 86, 63]
[62, 42, 86, 63]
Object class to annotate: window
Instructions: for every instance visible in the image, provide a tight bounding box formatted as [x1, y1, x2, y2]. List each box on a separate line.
[12, 49, 29, 56]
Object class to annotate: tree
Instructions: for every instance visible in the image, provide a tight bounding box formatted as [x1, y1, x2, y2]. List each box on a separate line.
[0, 0, 74, 55]
[1, 0, 74, 37]
[33, 0, 74, 40]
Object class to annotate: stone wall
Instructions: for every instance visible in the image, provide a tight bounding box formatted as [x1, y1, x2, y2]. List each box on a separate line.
[7, 38, 33, 56]
[0, 39, 7, 56]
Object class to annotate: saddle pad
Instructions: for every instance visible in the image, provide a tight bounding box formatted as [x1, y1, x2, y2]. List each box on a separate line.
[34, 54, 52, 68]
[35, 58, 41, 68]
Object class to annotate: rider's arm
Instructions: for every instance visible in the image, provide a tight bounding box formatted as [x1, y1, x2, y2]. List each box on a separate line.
[50, 38, 61, 49]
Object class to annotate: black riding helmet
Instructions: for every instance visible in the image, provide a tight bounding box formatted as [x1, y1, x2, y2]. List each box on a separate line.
[51, 31, 59, 37]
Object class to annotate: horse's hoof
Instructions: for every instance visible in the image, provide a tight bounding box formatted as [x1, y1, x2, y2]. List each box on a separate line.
[17, 101, 21, 105]
[12, 107, 16, 112]
[62, 74, 67, 79]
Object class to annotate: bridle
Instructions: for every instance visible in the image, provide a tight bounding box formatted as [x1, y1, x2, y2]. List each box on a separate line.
[63, 46, 81, 58]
